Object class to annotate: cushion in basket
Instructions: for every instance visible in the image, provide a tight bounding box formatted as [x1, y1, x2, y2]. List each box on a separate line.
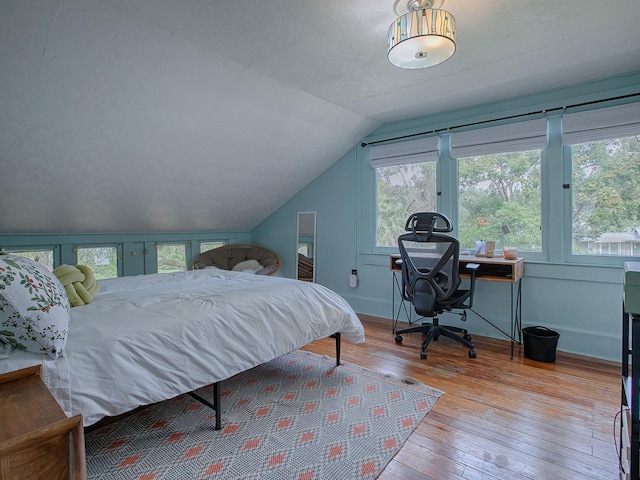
[0, 253, 70, 359]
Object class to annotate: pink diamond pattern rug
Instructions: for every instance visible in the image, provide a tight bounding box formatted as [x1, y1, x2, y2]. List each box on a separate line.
[85, 350, 443, 479]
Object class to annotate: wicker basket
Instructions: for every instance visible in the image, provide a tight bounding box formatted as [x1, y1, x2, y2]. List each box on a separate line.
[193, 244, 280, 275]
[522, 326, 560, 362]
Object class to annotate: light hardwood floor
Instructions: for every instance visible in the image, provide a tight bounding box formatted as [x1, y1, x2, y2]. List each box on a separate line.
[301, 315, 622, 480]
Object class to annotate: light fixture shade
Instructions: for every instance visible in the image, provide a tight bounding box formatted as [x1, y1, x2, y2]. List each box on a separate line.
[388, 8, 456, 69]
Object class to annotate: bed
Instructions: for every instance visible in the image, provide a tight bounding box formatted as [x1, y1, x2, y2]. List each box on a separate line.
[0, 266, 365, 427]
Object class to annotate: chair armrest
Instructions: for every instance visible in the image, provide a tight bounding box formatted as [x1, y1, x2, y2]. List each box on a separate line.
[464, 263, 480, 308]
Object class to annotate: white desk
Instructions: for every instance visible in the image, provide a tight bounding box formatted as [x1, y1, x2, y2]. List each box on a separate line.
[390, 254, 524, 358]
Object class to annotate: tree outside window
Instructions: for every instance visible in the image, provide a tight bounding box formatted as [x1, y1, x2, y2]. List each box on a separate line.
[157, 243, 186, 273]
[376, 162, 437, 247]
[200, 241, 225, 253]
[571, 135, 640, 256]
[9, 250, 54, 271]
[77, 247, 118, 279]
[458, 150, 542, 253]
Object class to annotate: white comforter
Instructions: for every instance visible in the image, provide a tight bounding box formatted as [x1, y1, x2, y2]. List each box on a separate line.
[0, 269, 365, 426]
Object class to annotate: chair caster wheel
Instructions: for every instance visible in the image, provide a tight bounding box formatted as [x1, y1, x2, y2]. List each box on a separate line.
[468, 349, 477, 359]
[395, 335, 403, 344]
[420, 351, 427, 359]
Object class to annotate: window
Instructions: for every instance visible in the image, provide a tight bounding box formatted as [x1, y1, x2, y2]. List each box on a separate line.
[157, 243, 186, 273]
[457, 150, 542, 252]
[370, 136, 439, 247]
[365, 101, 640, 265]
[564, 102, 640, 258]
[452, 118, 546, 253]
[569, 135, 640, 256]
[77, 246, 118, 279]
[200, 241, 225, 253]
[8, 249, 54, 271]
[376, 163, 437, 247]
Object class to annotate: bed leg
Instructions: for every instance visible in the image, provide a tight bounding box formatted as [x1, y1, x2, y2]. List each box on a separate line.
[331, 332, 341, 366]
[213, 382, 221, 430]
[187, 382, 222, 430]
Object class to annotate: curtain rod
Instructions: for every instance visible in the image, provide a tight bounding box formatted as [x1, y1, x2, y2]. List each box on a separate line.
[361, 92, 640, 148]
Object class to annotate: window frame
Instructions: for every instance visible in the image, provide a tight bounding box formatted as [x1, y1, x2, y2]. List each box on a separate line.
[199, 240, 227, 254]
[3, 246, 58, 271]
[363, 100, 640, 268]
[561, 103, 640, 266]
[455, 148, 545, 257]
[367, 135, 442, 252]
[155, 241, 190, 274]
[74, 244, 121, 279]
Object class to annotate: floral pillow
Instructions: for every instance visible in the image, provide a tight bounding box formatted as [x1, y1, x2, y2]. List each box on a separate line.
[0, 253, 70, 359]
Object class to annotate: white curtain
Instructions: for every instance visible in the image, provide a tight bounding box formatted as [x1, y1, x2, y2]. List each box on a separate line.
[368, 136, 439, 168]
[562, 101, 640, 144]
[450, 118, 547, 158]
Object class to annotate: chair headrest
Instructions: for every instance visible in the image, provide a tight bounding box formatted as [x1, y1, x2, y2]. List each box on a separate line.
[405, 212, 453, 233]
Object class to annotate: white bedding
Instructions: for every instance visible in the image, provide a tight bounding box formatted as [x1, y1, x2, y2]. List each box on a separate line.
[0, 269, 365, 426]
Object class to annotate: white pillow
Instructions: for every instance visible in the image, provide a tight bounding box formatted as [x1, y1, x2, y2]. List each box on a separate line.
[231, 259, 264, 273]
[0, 254, 70, 359]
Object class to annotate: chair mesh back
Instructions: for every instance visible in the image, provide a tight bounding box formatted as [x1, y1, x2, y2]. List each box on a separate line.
[398, 232, 461, 306]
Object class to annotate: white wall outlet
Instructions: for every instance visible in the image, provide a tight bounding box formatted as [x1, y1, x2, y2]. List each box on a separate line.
[349, 269, 358, 288]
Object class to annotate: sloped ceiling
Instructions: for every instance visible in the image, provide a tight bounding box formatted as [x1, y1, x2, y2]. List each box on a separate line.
[1, 0, 640, 234]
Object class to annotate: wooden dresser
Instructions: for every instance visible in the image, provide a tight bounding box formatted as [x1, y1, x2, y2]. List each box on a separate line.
[0, 365, 86, 479]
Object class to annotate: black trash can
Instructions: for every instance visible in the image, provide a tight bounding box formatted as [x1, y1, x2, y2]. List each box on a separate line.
[522, 326, 560, 362]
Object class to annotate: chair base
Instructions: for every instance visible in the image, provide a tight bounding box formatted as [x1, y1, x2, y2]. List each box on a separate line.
[395, 317, 476, 360]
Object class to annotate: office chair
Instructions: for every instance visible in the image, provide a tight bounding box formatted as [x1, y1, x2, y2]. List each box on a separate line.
[394, 212, 479, 360]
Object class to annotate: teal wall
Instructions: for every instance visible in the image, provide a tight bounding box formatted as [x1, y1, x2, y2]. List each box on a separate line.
[253, 72, 640, 362]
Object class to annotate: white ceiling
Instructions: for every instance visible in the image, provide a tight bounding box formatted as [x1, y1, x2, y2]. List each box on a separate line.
[2, 0, 640, 233]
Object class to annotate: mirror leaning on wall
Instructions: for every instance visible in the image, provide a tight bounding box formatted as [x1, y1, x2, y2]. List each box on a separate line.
[296, 212, 316, 282]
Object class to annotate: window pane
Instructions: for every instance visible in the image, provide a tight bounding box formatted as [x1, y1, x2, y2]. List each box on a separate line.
[200, 241, 225, 253]
[77, 247, 118, 279]
[571, 135, 640, 256]
[9, 249, 54, 271]
[458, 150, 542, 253]
[376, 162, 437, 247]
[298, 241, 313, 257]
[157, 243, 186, 273]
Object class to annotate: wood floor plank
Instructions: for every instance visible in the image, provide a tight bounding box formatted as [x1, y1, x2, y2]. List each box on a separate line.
[301, 314, 622, 479]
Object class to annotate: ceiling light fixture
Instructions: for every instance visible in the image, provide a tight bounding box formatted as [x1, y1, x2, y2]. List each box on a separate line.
[387, 0, 456, 69]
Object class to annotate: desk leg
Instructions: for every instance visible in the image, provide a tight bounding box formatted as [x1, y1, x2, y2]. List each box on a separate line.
[392, 271, 414, 333]
[470, 279, 522, 358]
[510, 282, 515, 359]
[509, 280, 523, 359]
[391, 272, 396, 333]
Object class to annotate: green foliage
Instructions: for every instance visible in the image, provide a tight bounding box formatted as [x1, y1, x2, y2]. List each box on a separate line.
[377, 136, 640, 256]
[8, 250, 54, 271]
[572, 136, 640, 245]
[377, 162, 437, 246]
[77, 247, 118, 279]
[458, 150, 541, 251]
[157, 244, 186, 273]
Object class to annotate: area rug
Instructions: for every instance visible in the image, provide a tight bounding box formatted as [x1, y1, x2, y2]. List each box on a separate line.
[85, 350, 443, 479]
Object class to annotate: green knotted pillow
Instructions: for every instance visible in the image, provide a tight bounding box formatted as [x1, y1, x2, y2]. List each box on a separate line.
[53, 264, 99, 307]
